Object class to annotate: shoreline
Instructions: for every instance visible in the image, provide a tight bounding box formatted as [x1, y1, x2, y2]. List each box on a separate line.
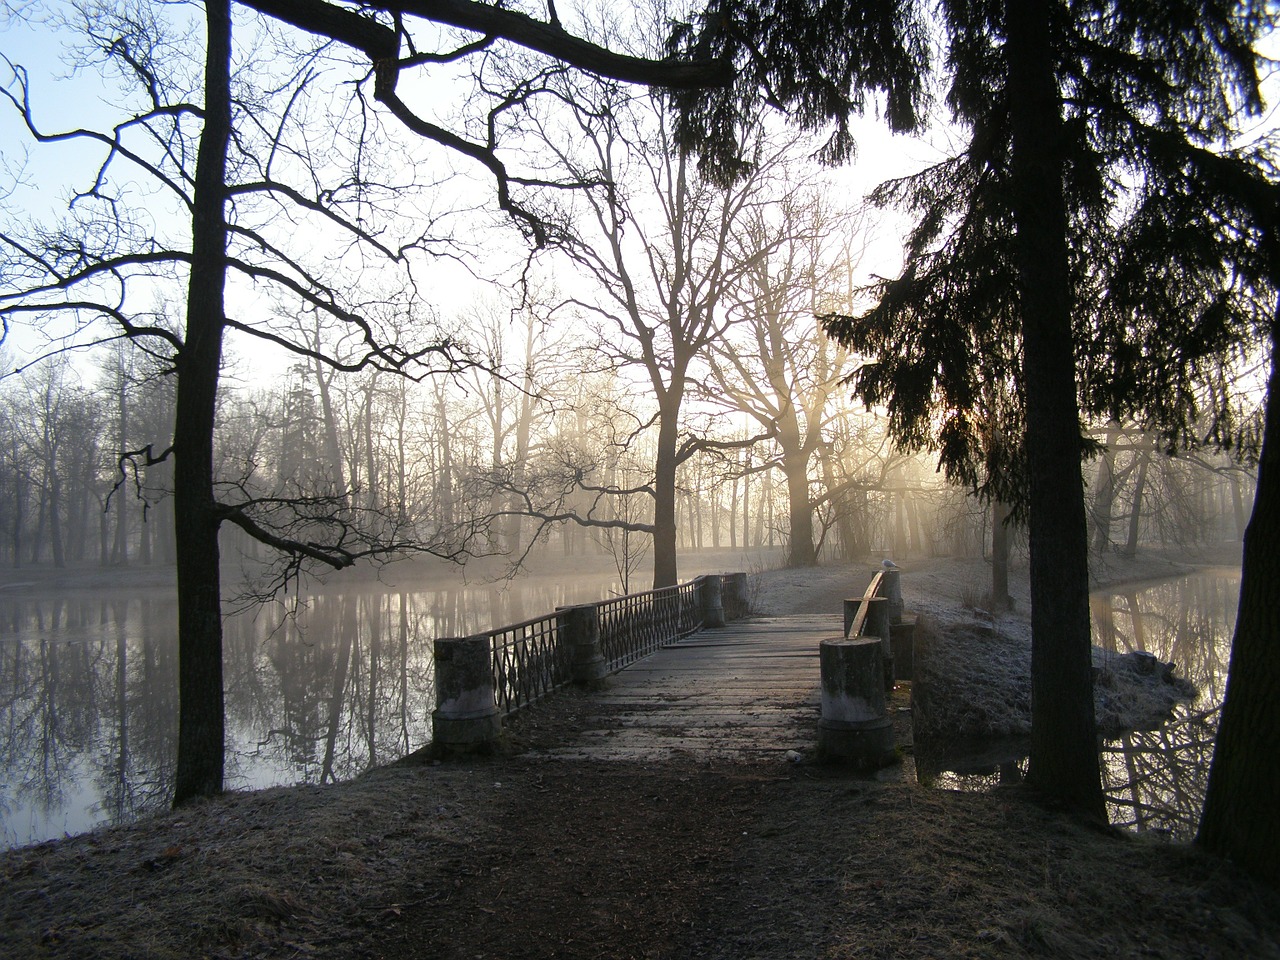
[0, 544, 789, 598]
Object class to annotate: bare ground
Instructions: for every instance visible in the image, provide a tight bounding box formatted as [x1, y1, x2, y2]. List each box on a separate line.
[4, 743, 1278, 960]
[4, 545, 1278, 960]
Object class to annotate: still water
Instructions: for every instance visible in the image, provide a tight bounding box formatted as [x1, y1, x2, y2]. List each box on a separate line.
[922, 568, 1240, 839]
[0, 572, 626, 850]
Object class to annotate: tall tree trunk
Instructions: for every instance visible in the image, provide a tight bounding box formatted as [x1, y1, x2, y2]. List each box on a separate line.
[1229, 473, 1247, 541]
[1123, 446, 1150, 557]
[754, 474, 768, 548]
[782, 449, 816, 567]
[728, 474, 738, 549]
[312, 343, 348, 501]
[99, 498, 110, 566]
[435, 387, 454, 529]
[507, 326, 537, 554]
[652, 399, 680, 587]
[693, 489, 704, 549]
[362, 375, 379, 510]
[78, 453, 95, 561]
[392, 383, 409, 524]
[11, 446, 24, 569]
[892, 487, 906, 559]
[158, 491, 176, 565]
[30, 485, 46, 565]
[1091, 421, 1120, 552]
[48, 468, 64, 568]
[172, 0, 231, 807]
[1197, 319, 1280, 886]
[112, 373, 129, 565]
[818, 449, 848, 559]
[139, 510, 153, 564]
[992, 499, 1012, 608]
[1006, 0, 1105, 820]
[906, 494, 924, 554]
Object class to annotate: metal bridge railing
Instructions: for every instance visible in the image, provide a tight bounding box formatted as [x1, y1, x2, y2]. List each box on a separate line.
[430, 572, 750, 752]
[486, 612, 571, 715]
[597, 578, 703, 672]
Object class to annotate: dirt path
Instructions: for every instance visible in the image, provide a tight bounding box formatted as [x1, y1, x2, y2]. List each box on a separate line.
[5, 744, 1276, 960]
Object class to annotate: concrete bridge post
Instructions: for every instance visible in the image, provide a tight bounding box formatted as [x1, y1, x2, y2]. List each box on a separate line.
[817, 636, 896, 768]
[862, 596, 895, 690]
[698, 574, 726, 628]
[431, 636, 501, 755]
[722, 572, 749, 620]
[561, 603, 608, 687]
[881, 569, 904, 622]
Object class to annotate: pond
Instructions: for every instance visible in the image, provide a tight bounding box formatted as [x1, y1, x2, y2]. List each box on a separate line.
[0, 570, 629, 851]
[919, 567, 1240, 839]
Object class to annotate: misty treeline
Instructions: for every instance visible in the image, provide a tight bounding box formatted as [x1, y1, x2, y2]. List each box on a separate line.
[0, 3, 1255, 588]
[0, 330, 1254, 583]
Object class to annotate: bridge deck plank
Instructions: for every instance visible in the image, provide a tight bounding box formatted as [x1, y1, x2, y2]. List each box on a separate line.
[537, 614, 840, 762]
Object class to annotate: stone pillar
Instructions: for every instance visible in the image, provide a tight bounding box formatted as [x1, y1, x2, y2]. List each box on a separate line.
[698, 574, 726, 628]
[561, 603, 607, 687]
[431, 636, 501, 755]
[862, 596, 895, 690]
[723, 572, 749, 620]
[880, 568, 904, 623]
[816, 637, 896, 768]
[889, 620, 915, 681]
[843, 598, 860, 638]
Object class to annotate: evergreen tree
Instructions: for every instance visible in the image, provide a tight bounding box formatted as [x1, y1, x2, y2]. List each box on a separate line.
[823, 0, 1268, 819]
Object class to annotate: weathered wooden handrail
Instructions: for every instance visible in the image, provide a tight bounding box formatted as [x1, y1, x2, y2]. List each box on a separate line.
[430, 572, 748, 755]
[843, 570, 886, 639]
[843, 567, 905, 688]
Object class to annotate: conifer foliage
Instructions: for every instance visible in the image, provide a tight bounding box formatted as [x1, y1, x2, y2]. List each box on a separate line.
[821, 0, 1274, 828]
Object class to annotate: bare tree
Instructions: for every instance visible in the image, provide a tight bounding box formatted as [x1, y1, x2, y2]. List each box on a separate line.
[519, 80, 789, 585]
[706, 189, 859, 566]
[1, 3, 477, 803]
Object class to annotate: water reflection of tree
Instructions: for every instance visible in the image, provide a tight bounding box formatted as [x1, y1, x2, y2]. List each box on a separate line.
[21, 610, 102, 820]
[1090, 575, 1235, 692]
[1092, 574, 1237, 839]
[225, 589, 441, 787]
[2, 577, 624, 846]
[1103, 706, 1219, 840]
[126, 600, 178, 811]
[0, 598, 178, 845]
[91, 598, 176, 828]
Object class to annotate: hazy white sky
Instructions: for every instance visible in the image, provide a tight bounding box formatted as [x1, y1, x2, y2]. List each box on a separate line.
[0, 4, 941, 389]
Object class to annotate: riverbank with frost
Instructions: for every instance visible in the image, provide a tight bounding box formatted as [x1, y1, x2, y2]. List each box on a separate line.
[754, 543, 1239, 743]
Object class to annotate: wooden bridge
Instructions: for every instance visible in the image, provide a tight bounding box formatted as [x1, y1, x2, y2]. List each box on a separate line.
[540, 614, 840, 762]
[430, 571, 908, 764]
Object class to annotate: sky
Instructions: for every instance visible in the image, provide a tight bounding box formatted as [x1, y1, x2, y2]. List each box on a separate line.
[6, 1, 1272, 396]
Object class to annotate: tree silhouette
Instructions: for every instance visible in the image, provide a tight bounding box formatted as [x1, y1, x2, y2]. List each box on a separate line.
[823, 0, 1269, 819]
